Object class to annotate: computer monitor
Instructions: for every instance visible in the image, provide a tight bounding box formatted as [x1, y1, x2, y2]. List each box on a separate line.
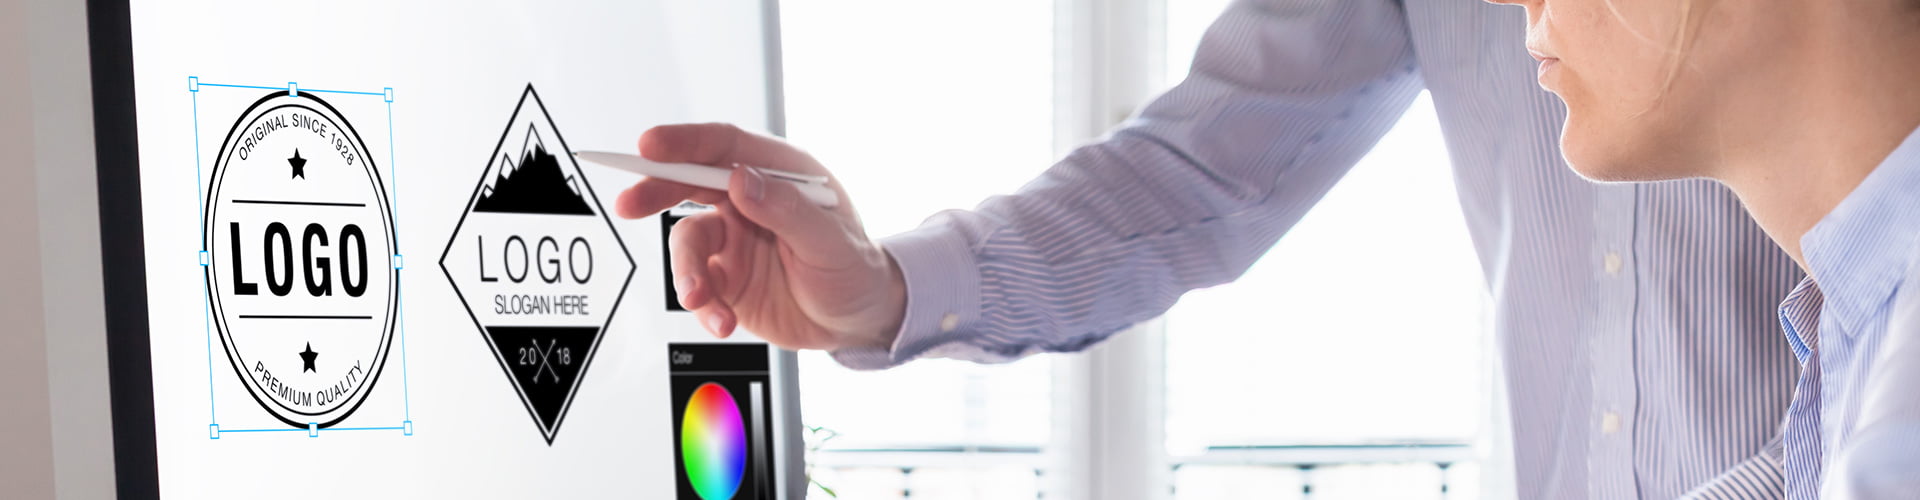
[85, 1, 804, 497]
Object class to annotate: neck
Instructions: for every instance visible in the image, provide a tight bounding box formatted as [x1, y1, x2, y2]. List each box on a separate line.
[1713, 9, 1920, 274]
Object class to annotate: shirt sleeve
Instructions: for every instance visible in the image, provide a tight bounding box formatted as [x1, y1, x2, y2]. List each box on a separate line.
[831, 0, 1426, 369]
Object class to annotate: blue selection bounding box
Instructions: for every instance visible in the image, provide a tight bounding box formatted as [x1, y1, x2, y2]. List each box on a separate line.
[191, 79, 415, 440]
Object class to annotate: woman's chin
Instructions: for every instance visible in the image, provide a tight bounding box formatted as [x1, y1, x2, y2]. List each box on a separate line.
[1564, 158, 1648, 183]
[1559, 135, 1692, 183]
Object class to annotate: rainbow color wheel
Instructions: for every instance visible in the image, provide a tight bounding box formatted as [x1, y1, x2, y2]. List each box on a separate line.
[681, 382, 747, 500]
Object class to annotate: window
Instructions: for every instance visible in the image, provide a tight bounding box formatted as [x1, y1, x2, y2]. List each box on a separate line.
[781, 1, 1496, 499]
[1161, 92, 1490, 499]
[1160, 2, 1494, 499]
[780, 1, 1056, 498]
[1164, 0, 1231, 83]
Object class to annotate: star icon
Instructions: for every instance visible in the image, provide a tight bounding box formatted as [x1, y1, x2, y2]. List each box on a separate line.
[299, 342, 319, 373]
[288, 149, 308, 179]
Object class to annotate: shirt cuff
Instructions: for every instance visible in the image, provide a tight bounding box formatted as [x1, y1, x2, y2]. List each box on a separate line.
[829, 222, 982, 370]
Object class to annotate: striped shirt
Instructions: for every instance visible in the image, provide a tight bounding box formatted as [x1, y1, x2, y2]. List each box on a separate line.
[832, 1, 1803, 498]
[1776, 126, 1920, 499]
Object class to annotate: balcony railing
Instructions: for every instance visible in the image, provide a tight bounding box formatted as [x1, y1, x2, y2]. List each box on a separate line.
[808, 442, 1477, 499]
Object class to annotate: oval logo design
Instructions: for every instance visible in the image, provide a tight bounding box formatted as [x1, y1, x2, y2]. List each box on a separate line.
[203, 91, 398, 428]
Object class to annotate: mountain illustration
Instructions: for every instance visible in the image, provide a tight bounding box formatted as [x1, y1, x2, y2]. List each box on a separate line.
[474, 127, 596, 216]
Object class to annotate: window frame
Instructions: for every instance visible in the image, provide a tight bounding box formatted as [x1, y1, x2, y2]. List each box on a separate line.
[1045, 0, 1172, 499]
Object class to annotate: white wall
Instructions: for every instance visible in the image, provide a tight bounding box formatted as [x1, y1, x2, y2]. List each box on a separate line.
[2, 0, 119, 498]
[1, 0, 60, 495]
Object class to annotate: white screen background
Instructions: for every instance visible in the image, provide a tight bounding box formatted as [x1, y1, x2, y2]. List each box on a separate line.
[128, 1, 776, 497]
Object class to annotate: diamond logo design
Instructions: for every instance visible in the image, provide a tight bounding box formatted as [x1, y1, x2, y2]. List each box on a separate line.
[440, 85, 635, 444]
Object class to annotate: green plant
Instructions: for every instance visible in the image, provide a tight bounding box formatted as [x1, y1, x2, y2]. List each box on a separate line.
[804, 425, 841, 498]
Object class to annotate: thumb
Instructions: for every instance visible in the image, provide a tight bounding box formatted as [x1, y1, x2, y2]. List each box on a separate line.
[728, 166, 859, 261]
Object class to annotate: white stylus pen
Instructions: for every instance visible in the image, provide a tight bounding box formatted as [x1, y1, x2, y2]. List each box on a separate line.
[572, 150, 841, 208]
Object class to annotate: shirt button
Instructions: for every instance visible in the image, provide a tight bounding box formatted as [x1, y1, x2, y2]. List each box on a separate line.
[1603, 252, 1623, 275]
[1601, 411, 1622, 434]
[939, 313, 960, 333]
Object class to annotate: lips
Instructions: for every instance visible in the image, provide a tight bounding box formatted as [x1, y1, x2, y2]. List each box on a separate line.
[1527, 47, 1561, 88]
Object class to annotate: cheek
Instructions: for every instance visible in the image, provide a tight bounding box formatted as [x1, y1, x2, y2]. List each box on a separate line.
[1552, 0, 1688, 111]
[1544, 0, 1700, 180]
[1578, 28, 1668, 106]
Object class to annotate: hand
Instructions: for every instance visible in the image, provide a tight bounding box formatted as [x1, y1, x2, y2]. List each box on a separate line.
[613, 123, 906, 352]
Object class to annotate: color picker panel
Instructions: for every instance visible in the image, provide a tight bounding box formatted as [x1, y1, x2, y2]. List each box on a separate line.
[670, 343, 773, 500]
[681, 382, 747, 500]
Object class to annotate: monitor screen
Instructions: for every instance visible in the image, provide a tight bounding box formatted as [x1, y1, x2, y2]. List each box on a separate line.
[93, 1, 799, 497]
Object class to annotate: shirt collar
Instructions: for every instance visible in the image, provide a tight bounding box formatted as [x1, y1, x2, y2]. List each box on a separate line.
[1777, 277, 1825, 364]
[1799, 125, 1920, 336]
